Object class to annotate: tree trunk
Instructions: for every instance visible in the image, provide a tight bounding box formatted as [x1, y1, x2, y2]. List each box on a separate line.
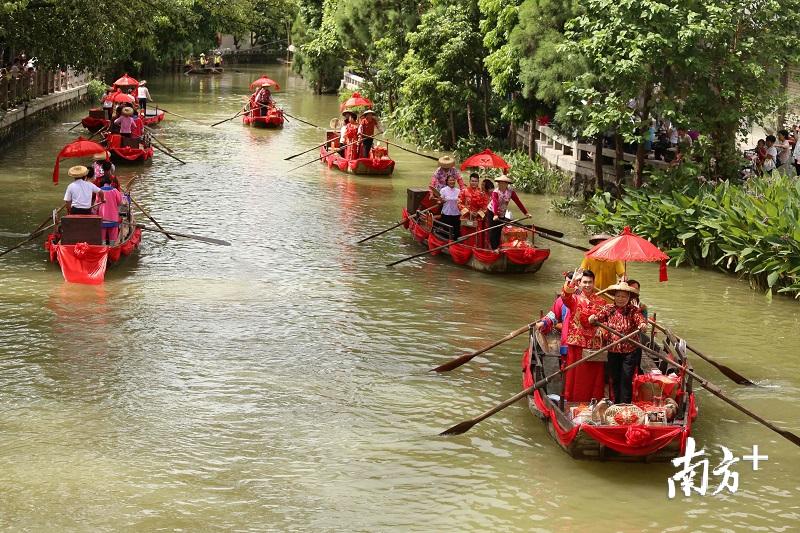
[528, 121, 535, 159]
[466, 101, 474, 136]
[777, 67, 790, 131]
[594, 135, 605, 191]
[614, 132, 624, 185]
[449, 109, 456, 148]
[483, 74, 491, 137]
[634, 85, 653, 188]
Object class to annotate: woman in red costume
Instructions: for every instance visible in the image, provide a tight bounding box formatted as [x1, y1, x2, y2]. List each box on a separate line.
[457, 172, 489, 247]
[560, 268, 609, 403]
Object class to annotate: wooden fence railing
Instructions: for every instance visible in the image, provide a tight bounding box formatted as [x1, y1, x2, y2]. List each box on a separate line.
[0, 69, 89, 112]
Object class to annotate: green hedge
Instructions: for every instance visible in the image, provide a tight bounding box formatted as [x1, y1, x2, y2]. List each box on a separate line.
[582, 171, 800, 299]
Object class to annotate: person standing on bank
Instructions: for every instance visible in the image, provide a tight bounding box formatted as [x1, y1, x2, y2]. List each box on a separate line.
[438, 174, 462, 241]
[589, 282, 648, 404]
[488, 176, 528, 251]
[137, 81, 151, 114]
[64, 166, 104, 215]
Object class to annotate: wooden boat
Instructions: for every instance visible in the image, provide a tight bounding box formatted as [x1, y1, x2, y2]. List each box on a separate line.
[243, 104, 284, 128]
[103, 133, 153, 164]
[401, 188, 550, 273]
[320, 130, 395, 175]
[44, 200, 142, 284]
[185, 67, 223, 75]
[81, 108, 165, 132]
[523, 329, 697, 461]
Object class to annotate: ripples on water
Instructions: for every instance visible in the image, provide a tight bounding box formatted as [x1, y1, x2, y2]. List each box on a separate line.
[0, 66, 798, 530]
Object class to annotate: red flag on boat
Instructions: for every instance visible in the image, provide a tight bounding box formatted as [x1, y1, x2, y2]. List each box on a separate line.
[249, 76, 281, 91]
[340, 92, 373, 111]
[106, 91, 136, 104]
[460, 149, 510, 173]
[113, 73, 139, 89]
[52, 138, 106, 184]
[585, 226, 670, 281]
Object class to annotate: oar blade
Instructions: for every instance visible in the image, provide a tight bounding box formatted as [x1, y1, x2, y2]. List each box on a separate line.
[431, 353, 475, 373]
[720, 366, 756, 386]
[780, 430, 800, 447]
[439, 419, 476, 436]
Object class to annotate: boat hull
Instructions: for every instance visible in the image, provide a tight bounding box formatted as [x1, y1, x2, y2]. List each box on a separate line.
[81, 110, 165, 132]
[243, 108, 284, 128]
[320, 146, 395, 176]
[45, 224, 142, 284]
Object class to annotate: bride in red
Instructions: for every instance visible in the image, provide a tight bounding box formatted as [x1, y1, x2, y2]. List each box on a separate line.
[560, 268, 608, 402]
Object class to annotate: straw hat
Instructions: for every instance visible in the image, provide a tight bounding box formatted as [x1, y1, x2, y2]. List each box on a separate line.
[92, 151, 109, 160]
[361, 109, 375, 115]
[261, 83, 271, 88]
[438, 155, 455, 168]
[139, 80, 147, 86]
[68, 165, 88, 178]
[495, 176, 513, 183]
[200, 53, 206, 56]
[589, 232, 613, 244]
[607, 281, 639, 296]
[342, 110, 356, 118]
[122, 106, 134, 116]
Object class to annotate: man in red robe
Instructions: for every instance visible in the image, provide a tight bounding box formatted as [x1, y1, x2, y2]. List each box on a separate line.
[560, 269, 608, 402]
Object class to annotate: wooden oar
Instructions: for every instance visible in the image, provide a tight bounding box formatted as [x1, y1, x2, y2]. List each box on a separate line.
[647, 319, 756, 386]
[123, 223, 230, 246]
[363, 134, 439, 161]
[151, 143, 187, 165]
[87, 124, 109, 141]
[143, 125, 174, 153]
[440, 329, 640, 436]
[533, 231, 591, 252]
[504, 219, 565, 239]
[0, 222, 57, 258]
[282, 111, 322, 129]
[386, 214, 532, 267]
[432, 322, 534, 372]
[68, 121, 82, 132]
[29, 205, 66, 236]
[595, 323, 800, 447]
[127, 196, 175, 240]
[210, 104, 249, 127]
[284, 139, 332, 161]
[356, 206, 438, 244]
[157, 107, 204, 125]
[287, 139, 362, 172]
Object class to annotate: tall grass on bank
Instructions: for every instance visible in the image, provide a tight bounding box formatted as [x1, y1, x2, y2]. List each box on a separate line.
[583, 170, 800, 299]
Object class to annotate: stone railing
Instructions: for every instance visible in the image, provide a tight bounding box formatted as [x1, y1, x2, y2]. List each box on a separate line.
[340, 71, 365, 91]
[0, 68, 89, 112]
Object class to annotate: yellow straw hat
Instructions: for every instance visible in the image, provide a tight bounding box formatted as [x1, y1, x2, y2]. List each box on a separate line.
[122, 106, 134, 116]
[68, 165, 88, 178]
[607, 281, 640, 296]
[92, 151, 108, 161]
[437, 155, 455, 169]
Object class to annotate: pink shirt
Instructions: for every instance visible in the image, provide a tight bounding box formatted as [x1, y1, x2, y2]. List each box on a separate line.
[114, 115, 135, 134]
[98, 186, 123, 223]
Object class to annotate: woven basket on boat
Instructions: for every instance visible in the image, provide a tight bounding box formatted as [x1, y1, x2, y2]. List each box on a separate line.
[604, 404, 646, 425]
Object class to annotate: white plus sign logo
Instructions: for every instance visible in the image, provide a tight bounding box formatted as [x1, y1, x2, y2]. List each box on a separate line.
[742, 445, 768, 470]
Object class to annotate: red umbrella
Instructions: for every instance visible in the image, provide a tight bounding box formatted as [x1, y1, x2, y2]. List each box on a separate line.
[460, 149, 510, 173]
[106, 91, 136, 104]
[52, 138, 107, 184]
[249, 76, 281, 91]
[585, 226, 670, 281]
[340, 92, 373, 111]
[113, 73, 139, 89]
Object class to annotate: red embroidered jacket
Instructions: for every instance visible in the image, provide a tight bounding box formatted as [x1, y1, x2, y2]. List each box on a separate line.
[561, 286, 607, 349]
[593, 303, 646, 353]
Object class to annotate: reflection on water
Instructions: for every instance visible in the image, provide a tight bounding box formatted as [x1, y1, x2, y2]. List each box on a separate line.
[0, 64, 798, 530]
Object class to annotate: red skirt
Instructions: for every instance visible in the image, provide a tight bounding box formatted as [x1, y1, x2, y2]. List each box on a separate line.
[563, 345, 605, 402]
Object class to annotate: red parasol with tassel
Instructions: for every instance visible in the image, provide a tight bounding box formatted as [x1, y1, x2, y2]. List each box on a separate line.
[52, 138, 107, 184]
[585, 226, 670, 281]
[460, 149, 510, 173]
[106, 91, 136, 104]
[112, 73, 139, 90]
[340, 92, 373, 111]
[249, 76, 281, 91]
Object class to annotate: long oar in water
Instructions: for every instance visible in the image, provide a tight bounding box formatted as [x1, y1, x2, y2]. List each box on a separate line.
[386, 214, 532, 268]
[282, 112, 322, 129]
[646, 319, 756, 386]
[440, 329, 640, 436]
[595, 322, 800, 447]
[128, 196, 175, 240]
[210, 103, 250, 127]
[156, 107, 204, 125]
[151, 143, 187, 165]
[286, 139, 362, 172]
[431, 322, 535, 372]
[363, 134, 439, 162]
[143, 125, 175, 153]
[503, 219, 566, 239]
[284, 139, 333, 161]
[87, 124, 109, 141]
[68, 121, 82, 132]
[0, 222, 57, 258]
[356, 206, 438, 244]
[123, 222, 230, 246]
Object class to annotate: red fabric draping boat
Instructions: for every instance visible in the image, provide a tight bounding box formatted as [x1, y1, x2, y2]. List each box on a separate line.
[521, 332, 697, 461]
[248, 76, 281, 91]
[319, 131, 394, 176]
[104, 133, 153, 163]
[460, 149, 510, 172]
[402, 204, 549, 274]
[52, 138, 107, 184]
[243, 103, 284, 128]
[585, 225, 670, 281]
[340, 92, 373, 111]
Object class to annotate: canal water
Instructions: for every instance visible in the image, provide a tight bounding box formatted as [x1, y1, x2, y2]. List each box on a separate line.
[0, 64, 798, 531]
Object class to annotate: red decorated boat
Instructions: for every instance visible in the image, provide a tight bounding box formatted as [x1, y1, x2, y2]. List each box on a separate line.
[81, 108, 166, 132]
[243, 105, 284, 128]
[400, 188, 549, 274]
[523, 330, 697, 461]
[44, 203, 142, 285]
[320, 130, 395, 175]
[103, 133, 153, 164]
